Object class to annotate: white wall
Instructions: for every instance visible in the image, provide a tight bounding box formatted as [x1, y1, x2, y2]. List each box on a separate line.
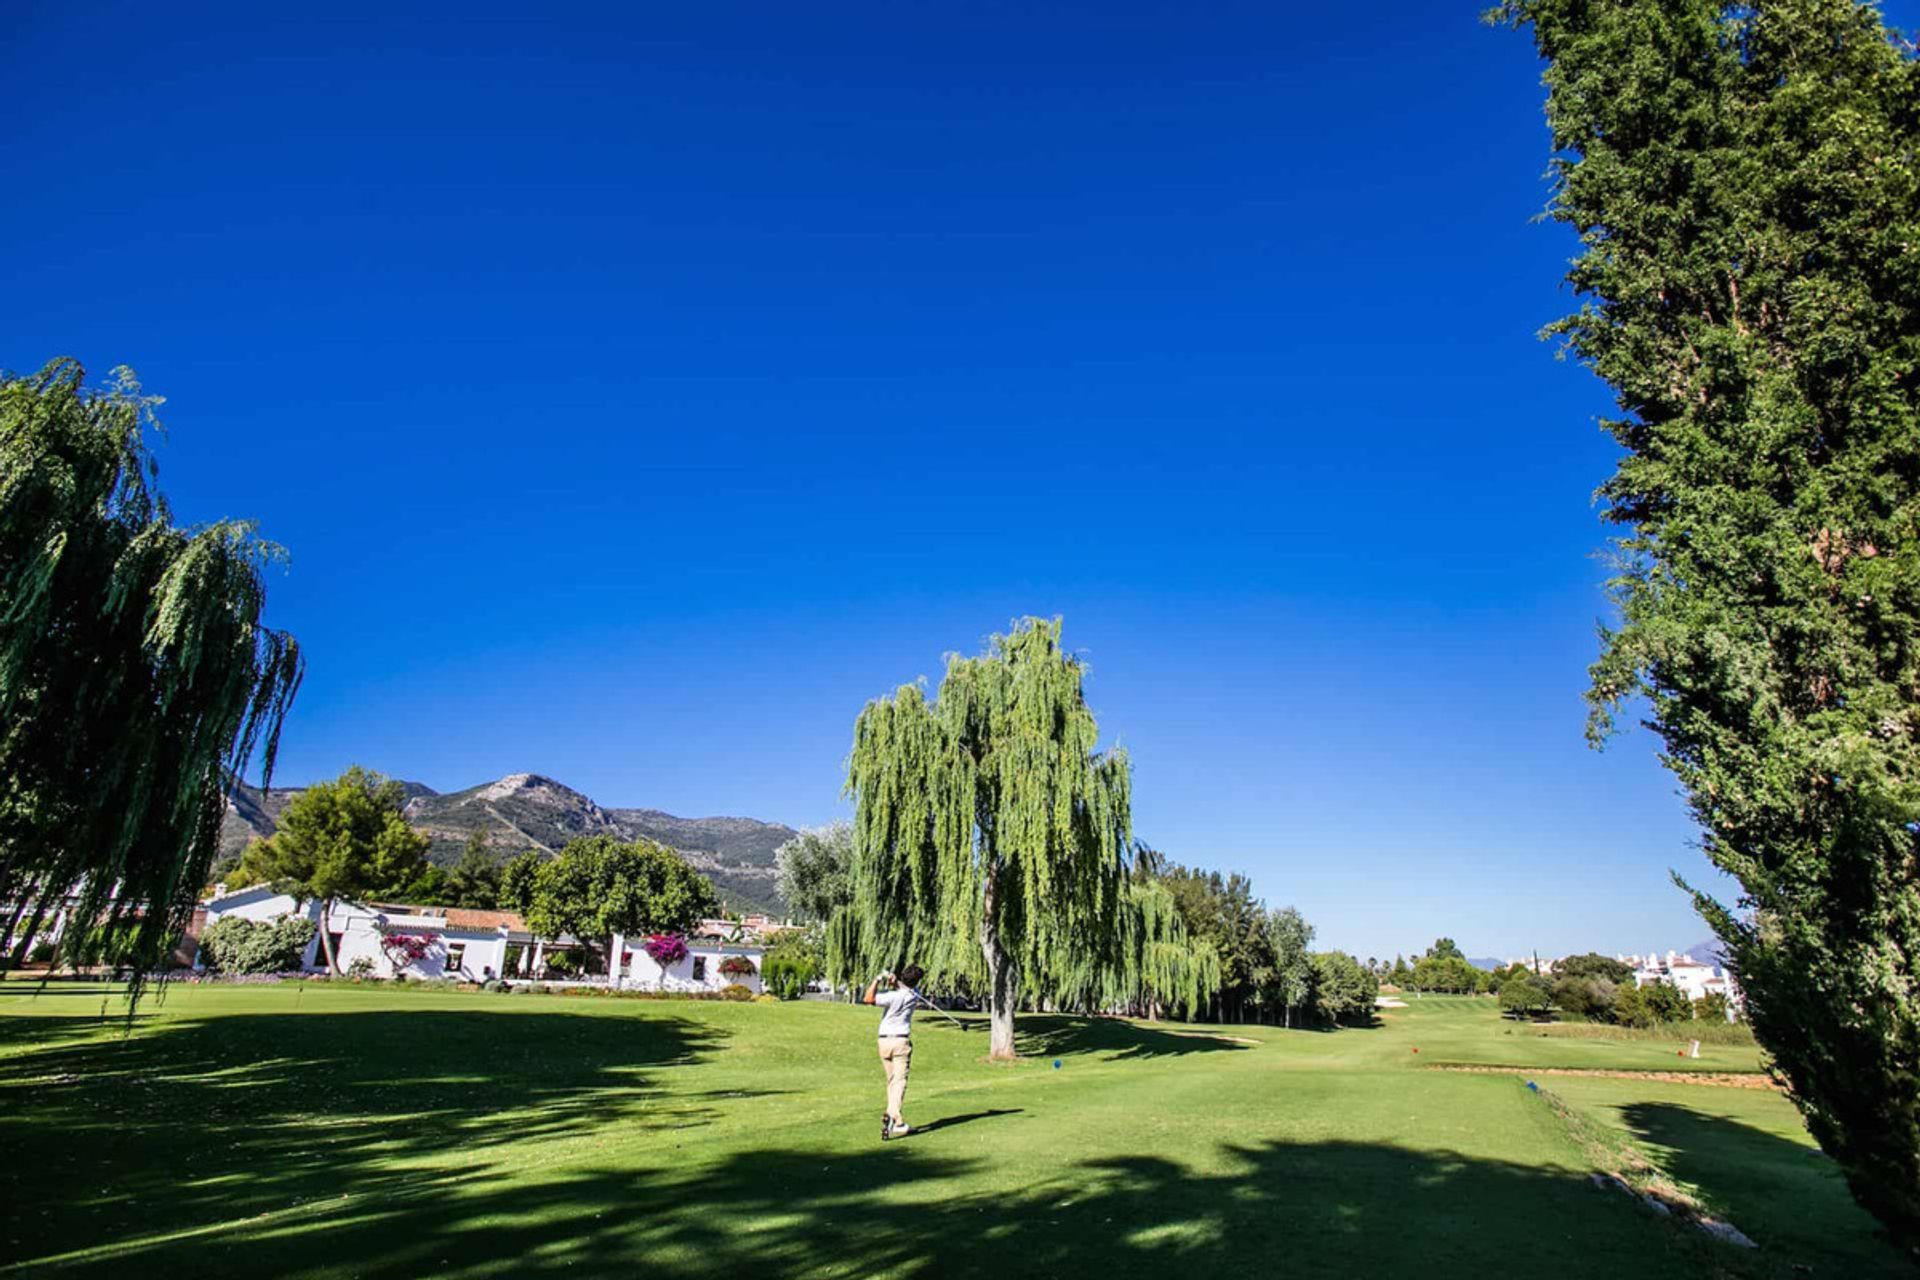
[200, 890, 327, 969]
[324, 905, 509, 980]
[200, 895, 509, 980]
[619, 943, 763, 994]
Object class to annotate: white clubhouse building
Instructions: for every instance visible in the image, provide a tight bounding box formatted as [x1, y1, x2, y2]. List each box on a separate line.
[196, 887, 766, 993]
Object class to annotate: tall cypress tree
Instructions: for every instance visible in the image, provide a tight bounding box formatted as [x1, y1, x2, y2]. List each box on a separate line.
[0, 360, 301, 994]
[1499, 0, 1920, 1246]
[842, 618, 1132, 1058]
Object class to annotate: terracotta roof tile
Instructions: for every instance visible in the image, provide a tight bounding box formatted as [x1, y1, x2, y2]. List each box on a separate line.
[441, 908, 526, 931]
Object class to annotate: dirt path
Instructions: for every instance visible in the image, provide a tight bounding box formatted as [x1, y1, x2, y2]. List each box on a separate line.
[1432, 1064, 1779, 1090]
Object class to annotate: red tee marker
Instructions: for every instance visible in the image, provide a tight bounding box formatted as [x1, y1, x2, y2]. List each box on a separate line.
[1412, 1047, 1419, 1054]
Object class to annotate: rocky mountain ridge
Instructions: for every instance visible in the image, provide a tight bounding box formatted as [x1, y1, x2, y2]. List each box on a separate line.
[220, 771, 798, 916]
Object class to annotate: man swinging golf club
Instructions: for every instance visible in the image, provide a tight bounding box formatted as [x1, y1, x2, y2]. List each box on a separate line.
[864, 964, 927, 1140]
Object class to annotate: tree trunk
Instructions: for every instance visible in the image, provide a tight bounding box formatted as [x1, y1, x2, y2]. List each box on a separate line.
[981, 864, 1018, 1060]
[315, 898, 339, 975]
[7, 899, 52, 967]
[985, 937, 1017, 1059]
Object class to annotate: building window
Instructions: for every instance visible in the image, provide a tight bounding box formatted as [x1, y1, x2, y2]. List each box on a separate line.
[326, 933, 344, 964]
[446, 943, 466, 974]
[692, 956, 707, 981]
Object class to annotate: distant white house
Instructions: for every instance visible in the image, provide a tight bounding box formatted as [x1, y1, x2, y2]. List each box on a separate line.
[198, 889, 513, 980]
[195, 887, 762, 991]
[614, 935, 764, 994]
[1620, 948, 1742, 1013]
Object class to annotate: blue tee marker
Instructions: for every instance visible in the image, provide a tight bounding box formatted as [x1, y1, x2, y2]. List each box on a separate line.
[1053, 1059, 1062, 1070]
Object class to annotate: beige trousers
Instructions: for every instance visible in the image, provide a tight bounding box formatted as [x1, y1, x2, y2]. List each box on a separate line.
[878, 1036, 912, 1121]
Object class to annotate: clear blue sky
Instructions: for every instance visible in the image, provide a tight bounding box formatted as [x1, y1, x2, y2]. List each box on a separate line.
[18, 1, 1885, 961]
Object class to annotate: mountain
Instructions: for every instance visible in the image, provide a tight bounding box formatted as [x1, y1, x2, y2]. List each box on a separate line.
[1678, 937, 1729, 966]
[219, 772, 798, 916]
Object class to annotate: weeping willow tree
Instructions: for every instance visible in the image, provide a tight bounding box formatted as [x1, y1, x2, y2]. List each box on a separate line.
[840, 618, 1132, 1058]
[1050, 876, 1222, 1021]
[1126, 878, 1221, 1021]
[0, 359, 302, 995]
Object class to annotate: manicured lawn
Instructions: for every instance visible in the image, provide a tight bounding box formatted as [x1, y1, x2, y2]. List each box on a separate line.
[1551, 1077, 1894, 1274]
[1380, 994, 1769, 1074]
[0, 984, 1902, 1278]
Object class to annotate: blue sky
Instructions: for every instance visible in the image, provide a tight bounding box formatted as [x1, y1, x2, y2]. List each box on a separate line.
[15, 0, 1885, 961]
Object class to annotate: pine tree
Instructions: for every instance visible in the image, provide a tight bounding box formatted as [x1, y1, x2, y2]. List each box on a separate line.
[231, 767, 431, 973]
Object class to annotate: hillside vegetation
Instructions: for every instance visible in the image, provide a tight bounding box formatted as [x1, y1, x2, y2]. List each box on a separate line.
[220, 772, 796, 915]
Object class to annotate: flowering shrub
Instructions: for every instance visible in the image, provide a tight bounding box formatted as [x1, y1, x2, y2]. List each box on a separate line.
[718, 955, 757, 979]
[379, 930, 438, 971]
[201, 916, 317, 974]
[720, 983, 755, 1002]
[643, 933, 689, 966]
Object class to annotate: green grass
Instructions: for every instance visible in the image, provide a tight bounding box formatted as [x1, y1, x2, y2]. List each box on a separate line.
[1549, 1077, 1896, 1274]
[0, 984, 1901, 1278]
[1384, 995, 1769, 1073]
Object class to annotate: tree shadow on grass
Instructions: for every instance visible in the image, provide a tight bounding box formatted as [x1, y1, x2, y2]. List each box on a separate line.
[0, 1012, 158, 1051]
[1616, 1101, 1909, 1274]
[11, 1010, 1904, 1280]
[0, 1008, 725, 1266]
[20, 1128, 1761, 1279]
[1013, 1015, 1252, 1061]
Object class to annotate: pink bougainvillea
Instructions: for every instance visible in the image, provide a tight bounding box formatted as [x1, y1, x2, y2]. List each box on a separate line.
[379, 930, 438, 968]
[643, 933, 689, 966]
[718, 955, 757, 978]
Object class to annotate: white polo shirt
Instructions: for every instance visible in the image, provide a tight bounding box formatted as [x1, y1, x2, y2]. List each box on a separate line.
[876, 988, 917, 1038]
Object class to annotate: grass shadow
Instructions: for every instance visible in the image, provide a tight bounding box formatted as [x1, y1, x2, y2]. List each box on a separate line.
[1014, 1015, 1252, 1061]
[12, 1128, 1773, 1278]
[8, 1006, 1905, 1279]
[897, 1107, 1023, 1137]
[0, 1007, 724, 1263]
[1616, 1100, 1906, 1272]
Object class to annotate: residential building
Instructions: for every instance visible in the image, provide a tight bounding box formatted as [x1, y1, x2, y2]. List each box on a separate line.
[1619, 948, 1743, 1013]
[195, 887, 762, 992]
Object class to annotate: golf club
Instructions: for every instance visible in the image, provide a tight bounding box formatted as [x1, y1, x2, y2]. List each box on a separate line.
[877, 971, 969, 1031]
[904, 984, 969, 1031]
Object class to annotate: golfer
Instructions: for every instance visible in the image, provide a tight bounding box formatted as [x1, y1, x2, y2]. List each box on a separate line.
[863, 965, 925, 1140]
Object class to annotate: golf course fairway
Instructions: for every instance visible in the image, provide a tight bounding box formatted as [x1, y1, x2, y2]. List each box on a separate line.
[0, 983, 1902, 1278]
